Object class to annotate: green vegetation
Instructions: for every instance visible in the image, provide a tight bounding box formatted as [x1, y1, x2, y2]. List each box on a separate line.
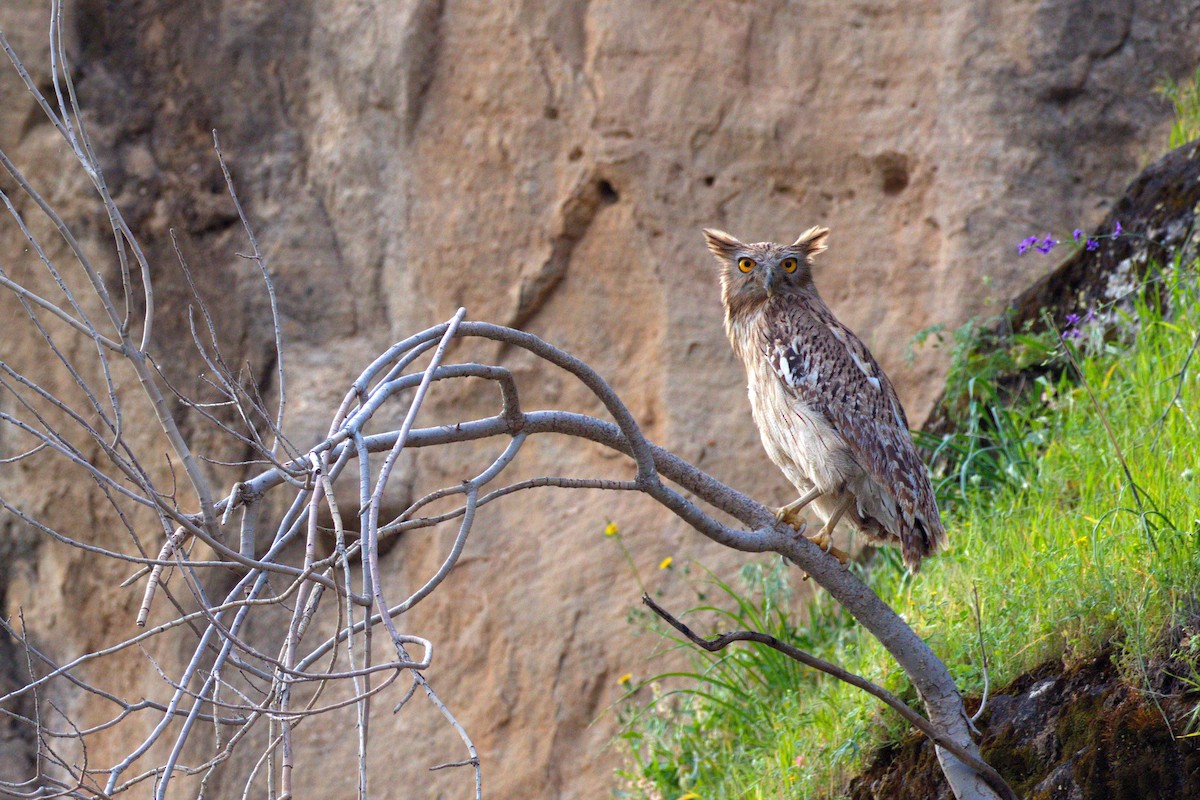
[614, 256, 1200, 799]
[1158, 65, 1200, 148]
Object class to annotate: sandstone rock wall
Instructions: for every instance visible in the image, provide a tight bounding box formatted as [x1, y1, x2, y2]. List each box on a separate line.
[1, 0, 1197, 796]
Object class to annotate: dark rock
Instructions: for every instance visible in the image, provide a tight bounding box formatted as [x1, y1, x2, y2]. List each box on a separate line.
[848, 650, 1200, 800]
[1009, 139, 1200, 333]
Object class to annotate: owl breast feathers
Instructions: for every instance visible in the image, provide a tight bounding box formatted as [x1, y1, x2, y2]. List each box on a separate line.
[704, 226, 946, 571]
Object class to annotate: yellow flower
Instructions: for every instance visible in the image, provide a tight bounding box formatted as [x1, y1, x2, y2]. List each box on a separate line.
[676, 794, 702, 800]
[618, 673, 632, 685]
[659, 556, 673, 570]
[604, 522, 619, 537]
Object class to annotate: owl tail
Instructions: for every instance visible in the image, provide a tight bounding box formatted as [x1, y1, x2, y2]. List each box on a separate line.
[902, 515, 947, 573]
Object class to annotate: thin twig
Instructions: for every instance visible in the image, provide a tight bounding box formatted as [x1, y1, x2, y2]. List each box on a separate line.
[213, 129, 287, 460]
[137, 527, 190, 627]
[429, 758, 481, 772]
[970, 583, 990, 727]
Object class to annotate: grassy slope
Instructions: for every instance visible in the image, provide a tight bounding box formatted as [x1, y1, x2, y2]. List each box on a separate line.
[615, 260, 1200, 799]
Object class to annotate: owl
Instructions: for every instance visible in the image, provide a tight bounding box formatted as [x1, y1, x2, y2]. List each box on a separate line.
[704, 227, 946, 571]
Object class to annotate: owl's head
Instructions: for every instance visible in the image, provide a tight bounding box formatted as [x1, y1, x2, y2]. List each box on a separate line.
[703, 226, 830, 315]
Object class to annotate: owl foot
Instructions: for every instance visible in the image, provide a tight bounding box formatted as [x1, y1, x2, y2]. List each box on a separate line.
[774, 505, 807, 531]
[805, 528, 850, 566]
[794, 526, 850, 580]
[775, 486, 823, 531]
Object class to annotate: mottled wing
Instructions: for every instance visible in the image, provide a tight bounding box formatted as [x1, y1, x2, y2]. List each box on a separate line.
[764, 298, 946, 569]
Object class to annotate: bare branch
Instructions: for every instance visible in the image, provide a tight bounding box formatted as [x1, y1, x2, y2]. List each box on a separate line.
[212, 130, 288, 460]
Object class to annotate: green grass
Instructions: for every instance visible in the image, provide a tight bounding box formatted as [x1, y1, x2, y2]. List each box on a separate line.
[614, 258, 1200, 799]
[1158, 65, 1200, 148]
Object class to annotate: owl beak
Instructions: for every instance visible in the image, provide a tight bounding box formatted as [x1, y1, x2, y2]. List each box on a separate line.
[763, 267, 779, 297]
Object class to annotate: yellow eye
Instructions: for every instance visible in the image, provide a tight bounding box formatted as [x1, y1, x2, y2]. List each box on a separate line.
[780, 257, 799, 273]
[737, 257, 756, 273]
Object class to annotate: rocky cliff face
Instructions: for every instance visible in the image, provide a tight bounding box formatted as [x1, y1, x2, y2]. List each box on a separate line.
[1, 1, 1197, 796]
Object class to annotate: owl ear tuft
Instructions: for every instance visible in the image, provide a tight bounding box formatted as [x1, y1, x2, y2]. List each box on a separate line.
[793, 226, 830, 263]
[703, 228, 744, 261]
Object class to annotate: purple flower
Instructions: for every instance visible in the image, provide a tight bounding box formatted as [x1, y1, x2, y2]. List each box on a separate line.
[1065, 313, 1080, 326]
[1061, 327, 1083, 341]
[1083, 308, 1096, 323]
[1113, 220, 1122, 237]
[1073, 229, 1084, 242]
[1086, 239, 1099, 251]
[1017, 235, 1039, 255]
[1035, 235, 1057, 254]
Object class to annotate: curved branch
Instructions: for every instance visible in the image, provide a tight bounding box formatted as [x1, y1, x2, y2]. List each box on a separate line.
[455, 322, 659, 484]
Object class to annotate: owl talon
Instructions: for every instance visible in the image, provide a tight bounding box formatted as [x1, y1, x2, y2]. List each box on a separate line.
[774, 506, 807, 531]
[805, 528, 850, 566]
[806, 527, 831, 550]
[825, 544, 851, 566]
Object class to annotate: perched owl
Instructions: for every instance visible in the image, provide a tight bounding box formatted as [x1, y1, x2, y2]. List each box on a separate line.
[704, 227, 946, 571]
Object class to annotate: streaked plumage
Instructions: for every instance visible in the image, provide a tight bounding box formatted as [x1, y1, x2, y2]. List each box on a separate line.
[704, 227, 945, 571]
